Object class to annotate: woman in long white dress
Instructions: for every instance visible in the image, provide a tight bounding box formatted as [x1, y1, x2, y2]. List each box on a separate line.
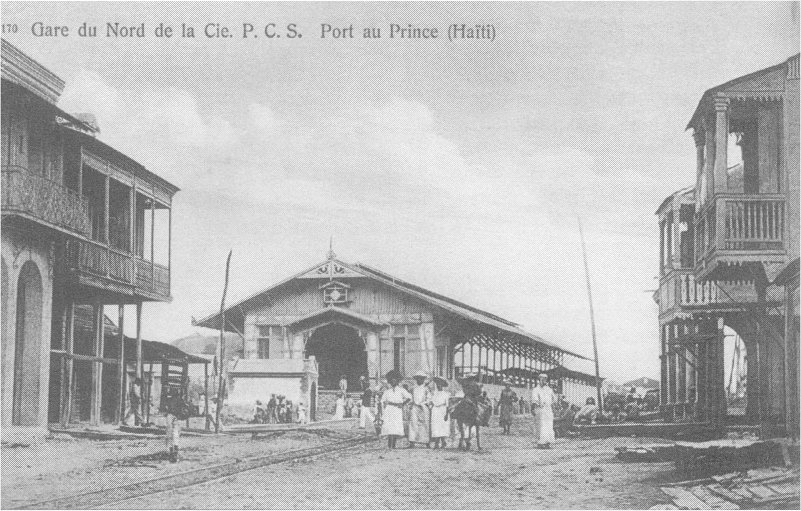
[408, 371, 432, 447]
[430, 378, 451, 449]
[531, 374, 556, 448]
[333, 395, 345, 420]
[381, 370, 411, 448]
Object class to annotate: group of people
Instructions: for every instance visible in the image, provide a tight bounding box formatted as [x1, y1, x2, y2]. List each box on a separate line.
[253, 394, 307, 425]
[364, 370, 611, 450]
[362, 370, 559, 449]
[377, 370, 452, 449]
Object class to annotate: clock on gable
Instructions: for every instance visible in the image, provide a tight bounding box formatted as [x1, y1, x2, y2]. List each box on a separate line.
[320, 280, 350, 305]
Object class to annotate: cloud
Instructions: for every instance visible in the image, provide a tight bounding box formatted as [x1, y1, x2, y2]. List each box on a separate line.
[58, 72, 661, 381]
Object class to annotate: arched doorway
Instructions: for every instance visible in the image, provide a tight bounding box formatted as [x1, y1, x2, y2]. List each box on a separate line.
[1, 258, 9, 425]
[305, 323, 366, 390]
[14, 261, 43, 426]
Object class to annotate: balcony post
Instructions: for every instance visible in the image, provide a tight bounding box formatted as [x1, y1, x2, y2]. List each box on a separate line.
[693, 129, 705, 178]
[713, 94, 730, 194]
[168, 206, 172, 294]
[671, 202, 682, 269]
[702, 117, 715, 204]
[136, 301, 143, 388]
[78, 146, 83, 197]
[150, 194, 155, 292]
[104, 174, 110, 277]
[131, 182, 138, 285]
[693, 128, 706, 208]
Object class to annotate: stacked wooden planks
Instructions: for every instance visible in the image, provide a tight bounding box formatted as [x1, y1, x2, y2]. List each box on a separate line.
[655, 467, 799, 509]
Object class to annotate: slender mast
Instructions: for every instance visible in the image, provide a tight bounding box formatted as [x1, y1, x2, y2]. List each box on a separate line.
[215, 250, 233, 433]
[579, 218, 603, 414]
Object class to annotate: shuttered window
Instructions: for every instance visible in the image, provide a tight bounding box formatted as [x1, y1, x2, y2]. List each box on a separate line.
[257, 326, 281, 359]
[392, 324, 421, 376]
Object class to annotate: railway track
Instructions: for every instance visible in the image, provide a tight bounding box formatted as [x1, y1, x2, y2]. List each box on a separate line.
[14, 433, 376, 510]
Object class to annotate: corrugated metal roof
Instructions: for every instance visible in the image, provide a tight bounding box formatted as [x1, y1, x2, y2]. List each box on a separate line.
[195, 256, 590, 360]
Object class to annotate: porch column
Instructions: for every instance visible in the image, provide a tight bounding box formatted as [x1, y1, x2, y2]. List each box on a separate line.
[696, 335, 707, 421]
[693, 129, 706, 180]
[135, 303, 143, 383]
[419, 322, 434, 374]
[104, 175, 110, 245]
[366, 331, 379, 381]
[713, 94, 730, 194]
[61, 300, 75, 426]
[91, 303, 103, 425]
[117, 304, 125, 424]
[671, 201, 682, 269]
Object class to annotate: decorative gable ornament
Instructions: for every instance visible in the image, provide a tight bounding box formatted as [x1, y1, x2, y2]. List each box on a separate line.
[319, 280, 351, 305]
[297, 260, 365, 280]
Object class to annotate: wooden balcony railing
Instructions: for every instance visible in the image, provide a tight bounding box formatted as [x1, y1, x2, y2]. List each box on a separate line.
[659, 269, 717, 315]
[1, 165, 90, 236]
[660, 268, 773, 317]
[676, 271, 719, 306]
[695, 194, 785, 265]
[67, 238, 170, 300]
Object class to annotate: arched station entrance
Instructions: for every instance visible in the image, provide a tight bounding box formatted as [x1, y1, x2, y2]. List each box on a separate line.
[305, 323, 366, 390]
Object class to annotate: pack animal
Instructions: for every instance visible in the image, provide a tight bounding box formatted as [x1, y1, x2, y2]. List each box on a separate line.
[448, 380, 492, 450]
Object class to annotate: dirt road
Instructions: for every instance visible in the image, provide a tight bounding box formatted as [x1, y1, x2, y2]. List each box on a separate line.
[100, 418, 676, 509]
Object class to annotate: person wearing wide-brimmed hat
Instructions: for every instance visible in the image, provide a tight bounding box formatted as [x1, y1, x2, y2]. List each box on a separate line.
[430, 377, 451, 448]
[407, 370, 432, 448]
[498, 380, 518, 435]
[531, 373, 556, 448]
[380, 370, 411, 448]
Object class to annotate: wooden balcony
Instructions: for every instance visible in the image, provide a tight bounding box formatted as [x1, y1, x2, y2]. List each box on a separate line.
[658, 268, 779, 323]
[695, 194, 787, 281]
[1, 165, 90, 236]
[66, 238, 171, 302]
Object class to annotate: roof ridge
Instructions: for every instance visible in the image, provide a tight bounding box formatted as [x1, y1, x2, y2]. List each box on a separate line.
[353, 262, 519, 327]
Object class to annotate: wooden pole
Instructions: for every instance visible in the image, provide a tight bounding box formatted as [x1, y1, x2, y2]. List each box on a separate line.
[477, 342, 482, 382]
[117, 304, 126, 424]
[62, 300, 75, 426]
[579, 218, 604, 415]
[91, 303, 103, 425]
[204, 362, 210, 431]
[136, 302, 143, 409]
[146, 361, 153, 424]
[215, 250, 233, 433]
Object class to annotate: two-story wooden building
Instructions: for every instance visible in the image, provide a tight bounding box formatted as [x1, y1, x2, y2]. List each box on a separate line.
[1, 41, 178, 437]
[195, 251, 589, 419]
[655, 54, 799, 436]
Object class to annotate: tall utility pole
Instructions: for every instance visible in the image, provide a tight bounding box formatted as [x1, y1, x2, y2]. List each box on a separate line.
[215, 250, 233, 433]
[579, 218, 603, 414]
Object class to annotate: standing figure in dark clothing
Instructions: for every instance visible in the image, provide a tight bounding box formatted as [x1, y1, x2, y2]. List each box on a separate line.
[498, 382, 518, 435]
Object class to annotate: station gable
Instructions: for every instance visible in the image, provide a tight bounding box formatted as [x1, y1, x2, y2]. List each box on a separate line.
[247, 269, 435, 326]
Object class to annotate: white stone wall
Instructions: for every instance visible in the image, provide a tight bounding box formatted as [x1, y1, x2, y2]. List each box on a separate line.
[1, 228, 54, 432]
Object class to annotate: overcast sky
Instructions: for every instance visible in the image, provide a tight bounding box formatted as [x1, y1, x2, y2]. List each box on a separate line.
[3, 2, 798, 382]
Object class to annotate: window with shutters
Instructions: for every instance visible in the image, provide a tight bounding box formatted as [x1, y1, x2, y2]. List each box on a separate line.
[392, 324, 420, 375]
[257, 325, 281, 359]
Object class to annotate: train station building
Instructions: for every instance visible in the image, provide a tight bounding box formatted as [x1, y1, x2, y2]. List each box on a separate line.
[195, 251, 591, 418]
